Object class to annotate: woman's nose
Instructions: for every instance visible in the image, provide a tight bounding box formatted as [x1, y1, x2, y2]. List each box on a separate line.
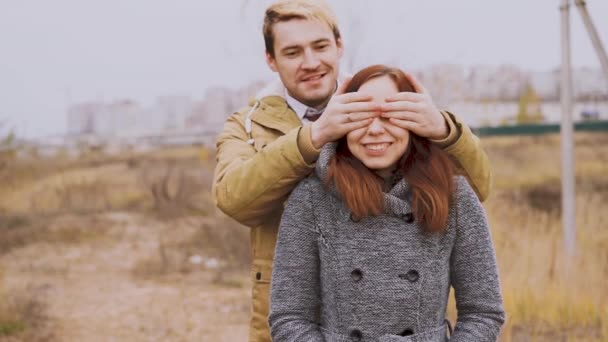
[367, 117, 386, 135]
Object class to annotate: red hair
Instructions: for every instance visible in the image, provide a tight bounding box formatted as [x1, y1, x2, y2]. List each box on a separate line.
[325, 65, 455, 232]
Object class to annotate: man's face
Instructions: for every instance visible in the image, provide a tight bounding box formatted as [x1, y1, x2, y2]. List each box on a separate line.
[266, 18, 343, 108]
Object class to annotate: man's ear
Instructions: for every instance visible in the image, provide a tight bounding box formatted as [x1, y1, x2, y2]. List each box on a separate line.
[266, 52, 278, 72]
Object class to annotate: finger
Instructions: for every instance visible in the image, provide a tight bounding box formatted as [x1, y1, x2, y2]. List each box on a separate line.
[343, 118, 374, 132]
[335, 76, 353, 95]
[347, 111, 381, 122]
[336, 91, 373, 104]
[381, 111, 420, 121]
[342, 101, 382, 113]
[380, 101, 422, 113]
[403, 71, 428, 94]
[384, 92, 424, 103]
[388, 118, 419, 131]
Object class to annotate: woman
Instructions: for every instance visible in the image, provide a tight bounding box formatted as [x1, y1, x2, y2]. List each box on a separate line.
[268, 65, 505, 342]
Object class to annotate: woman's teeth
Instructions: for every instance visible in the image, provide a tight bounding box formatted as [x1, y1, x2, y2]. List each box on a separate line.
[365, 143, 390, 151]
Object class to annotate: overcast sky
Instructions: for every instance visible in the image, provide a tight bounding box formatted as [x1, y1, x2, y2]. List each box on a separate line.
[1, 0, 607, 138]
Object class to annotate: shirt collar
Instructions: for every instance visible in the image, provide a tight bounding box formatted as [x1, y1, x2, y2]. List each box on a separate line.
[284, 80, 341, 122]
[284, 91, 309, 121]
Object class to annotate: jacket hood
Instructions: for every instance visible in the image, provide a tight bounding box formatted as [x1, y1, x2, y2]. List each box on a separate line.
[254, 78, 286, 100]
[315, 142, 414, 217]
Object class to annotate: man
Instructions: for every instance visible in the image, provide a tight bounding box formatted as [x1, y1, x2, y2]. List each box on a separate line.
[212, 1, 491, 341]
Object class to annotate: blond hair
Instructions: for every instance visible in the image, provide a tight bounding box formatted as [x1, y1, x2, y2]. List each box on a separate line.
[263, 0, 341, 57]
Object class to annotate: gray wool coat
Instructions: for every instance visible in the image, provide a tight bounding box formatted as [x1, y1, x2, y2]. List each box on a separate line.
[268, 143, 505, 342]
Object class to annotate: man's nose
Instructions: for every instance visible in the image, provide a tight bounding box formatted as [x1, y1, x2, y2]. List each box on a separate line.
[367, 117, 386, 135]
[302, 49, 321, 69]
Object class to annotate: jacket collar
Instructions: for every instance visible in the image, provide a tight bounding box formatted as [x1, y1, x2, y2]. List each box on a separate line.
[315, 142, 413, 216]
[249, 96, 301, 135]
[247, 79, 300, 135]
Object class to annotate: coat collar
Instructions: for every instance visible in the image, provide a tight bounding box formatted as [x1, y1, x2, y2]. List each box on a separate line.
[246, 78, 301, 135]
[248, 95, 301, 135]
[315, 142, 413, 216]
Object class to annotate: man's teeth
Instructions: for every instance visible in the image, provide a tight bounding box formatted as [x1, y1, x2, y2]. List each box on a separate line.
[305, 74, 323, 81]
[366, 143, 390, 151]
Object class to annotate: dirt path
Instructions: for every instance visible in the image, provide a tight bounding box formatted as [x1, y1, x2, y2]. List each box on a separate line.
[1, 213, 251, 341]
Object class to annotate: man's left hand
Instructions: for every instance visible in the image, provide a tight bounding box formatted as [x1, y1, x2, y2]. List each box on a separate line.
[379, 72, 448, 140]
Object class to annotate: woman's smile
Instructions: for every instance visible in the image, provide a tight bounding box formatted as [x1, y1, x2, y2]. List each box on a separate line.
[362, 142, 393, 154]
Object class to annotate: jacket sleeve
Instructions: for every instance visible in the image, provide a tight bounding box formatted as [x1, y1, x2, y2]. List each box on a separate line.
[268, 180, 325, 341]
[212, 110, 316, 227]
[431, 111, 492, 202]
[449, 177, 505, 341]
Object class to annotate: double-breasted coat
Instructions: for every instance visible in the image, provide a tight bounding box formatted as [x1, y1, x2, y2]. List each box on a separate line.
[269, 143, 505, 342]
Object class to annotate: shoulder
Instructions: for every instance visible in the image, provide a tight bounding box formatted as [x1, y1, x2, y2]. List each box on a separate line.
[452, 176, 484, 218]
[284, 176, 327, 212]
[227, 101, 257, 123]
[290, 175, 326, 200]
[281, 176, 327, 226]
[452, 175, 488, 225]
[217, 104, 252, 136]
[453, 175, 479, 204]
[217, 99, 272, 137]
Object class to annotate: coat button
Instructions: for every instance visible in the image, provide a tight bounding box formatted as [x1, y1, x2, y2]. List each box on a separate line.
[350, 268, 363, 282]
[403, 212, 414, 223]
[405, 270, 419, 282]
[350, 213, 361, 222]
[400, 328, 414, 336]
[349, 328, 362, 341]
[256, 272, 261, 280]
[399, 270, 419, 282]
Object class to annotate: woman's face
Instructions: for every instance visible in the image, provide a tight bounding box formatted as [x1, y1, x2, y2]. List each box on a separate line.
[346, 75, 410, 175]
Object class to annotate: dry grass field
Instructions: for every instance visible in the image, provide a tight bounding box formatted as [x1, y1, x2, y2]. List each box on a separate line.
[0, 132, 607, 341]
[448, 133, 608, 341]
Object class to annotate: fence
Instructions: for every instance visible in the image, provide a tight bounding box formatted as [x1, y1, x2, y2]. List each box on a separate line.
[473, 120, 608, 137]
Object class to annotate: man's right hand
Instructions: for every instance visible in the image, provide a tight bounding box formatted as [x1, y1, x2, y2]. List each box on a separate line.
[310, 78, 381, 149]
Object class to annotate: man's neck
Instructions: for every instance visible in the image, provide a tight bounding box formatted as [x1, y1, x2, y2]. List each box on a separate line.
[286, 92, 330, 110]
[286, 81, 339, 110]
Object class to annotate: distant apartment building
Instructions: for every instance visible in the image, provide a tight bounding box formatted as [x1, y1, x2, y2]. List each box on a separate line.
[529, 69, 560, 101]
[67, 66, 606, 138]
[417, 64, 468, 107]
[98, 100, 140, 135]
[156, 95, 193, 131]
[529, 67, 608, 102]
[67, 102, 103, 135]
[67, 99, 143, 136]
[185, 80, 266, 132]
[573, 67, 608, 99]
[449, 100, 608, 128]
[201, 87, 236, 130]
[467, 64, 528, 101]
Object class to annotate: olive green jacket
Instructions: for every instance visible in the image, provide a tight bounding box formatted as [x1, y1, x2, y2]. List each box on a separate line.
[212, 80, 492, 342]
